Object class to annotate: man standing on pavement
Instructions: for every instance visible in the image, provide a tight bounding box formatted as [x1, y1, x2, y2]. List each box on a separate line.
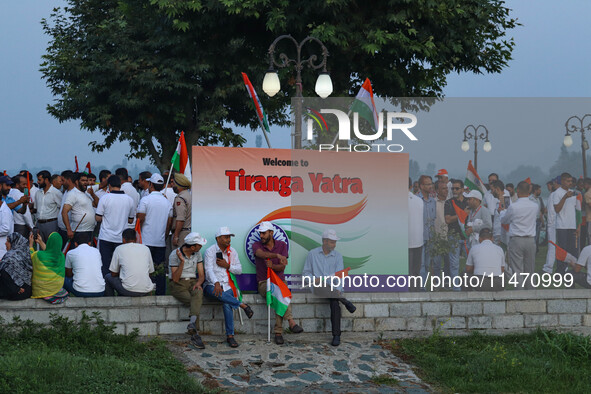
[463, 190, 492, 250]
[34, 170, 62, 242]
[417, 175, 436, 290]
[432, 180, 449, 277]
[490, 180, 510, 249]
[62, 173, 96, 245]
[0, 188, 15, 260]
[483, 173, 499, 215]
[169, 232, 207, 349]
[501, 181, 538, 289]
[137, 173, 173, 295]
[553, 173, 578, 273]
[9, 175, 34, 237]
[116, 168, 139, 228]
[171, 173, 192, 248]
[253, 221, 304, 345]
[138, 171, 152, 200]
[444, 179, 468, 290]
[95, 175, 136, 275]
[408, 178, 423, 290]
[435, 169, 452, 200]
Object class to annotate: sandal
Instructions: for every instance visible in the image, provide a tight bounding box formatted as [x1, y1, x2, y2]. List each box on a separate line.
[243, 305, 254, 319]
[227, 336, 239, 348]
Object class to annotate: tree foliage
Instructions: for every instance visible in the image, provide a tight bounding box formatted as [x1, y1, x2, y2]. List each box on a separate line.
[41, 0, 518, 168]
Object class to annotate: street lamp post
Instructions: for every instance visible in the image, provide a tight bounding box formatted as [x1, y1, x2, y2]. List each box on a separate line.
[563, 114, 591, 178]
[262, 35, 332, 149]
[461, 125, 491, 172]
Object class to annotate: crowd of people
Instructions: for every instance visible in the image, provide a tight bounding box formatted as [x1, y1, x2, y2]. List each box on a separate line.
[409, 169, 591, 291]
[0, 168, 355, 348]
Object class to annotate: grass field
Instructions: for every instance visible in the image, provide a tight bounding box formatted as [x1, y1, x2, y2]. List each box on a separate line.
[393, 329, 591, 393]
[0, 313, 205, 393]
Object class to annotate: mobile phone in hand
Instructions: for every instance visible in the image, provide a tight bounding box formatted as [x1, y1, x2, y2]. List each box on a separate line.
[32, 227, 39, 241]
[216, 252, 223, 259]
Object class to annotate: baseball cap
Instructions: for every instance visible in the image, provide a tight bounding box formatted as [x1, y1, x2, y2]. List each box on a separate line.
[148, 173, 164, 184]
[184, 232, 207, 246]
[215, 226, 235, 237]
[436, 169, 448, 177]
[0, 176, 14, 185]
[322, 229, 340, 241]
[258, 221, 274, 233]
[463, 190, 483, 201]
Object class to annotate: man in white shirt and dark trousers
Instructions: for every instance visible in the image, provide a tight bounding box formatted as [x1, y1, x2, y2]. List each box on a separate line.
[34, 170, 63, 242]
[552, 172, 578, 274]
[203, 227, 254, 348]
[104, 229, 155, 296]
[501, 181, 539, 289]
[64, 233, 105, 297]
[115, 168, 139, 228]
[465, 228, 505, 291]
[169, 232, 207, 349]
[95, 175, 136, 275]
[62, 172, 96, 245]
[408, 177, 424, 291]
[137, 173, 173, 295]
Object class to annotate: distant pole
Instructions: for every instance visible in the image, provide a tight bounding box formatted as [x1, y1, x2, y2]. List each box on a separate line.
[461, 125, 491, 173]
[563, 115, 591, 178]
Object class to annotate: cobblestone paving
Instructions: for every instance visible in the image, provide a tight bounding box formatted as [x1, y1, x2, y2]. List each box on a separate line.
[166, 333, 432, 393]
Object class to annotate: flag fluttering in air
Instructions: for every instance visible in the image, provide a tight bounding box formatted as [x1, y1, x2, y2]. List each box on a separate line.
[548, 240, 578, 266]
[241, 72, 271, 135]
[266, 267, 292, 317]
[171, 131, 191, 181]
[85, 162, 92, 175]
[576, 193, 583, 228]
[225, 247, 242, 302]
[349, 78, 379, 131]
[452, 200, 468, 238]
[465, 161, 487, 195]
[524, 177, 531, 185]
[74, 156, 79, 172]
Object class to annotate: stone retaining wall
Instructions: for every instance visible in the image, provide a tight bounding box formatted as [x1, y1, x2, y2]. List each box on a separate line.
[1, 289, 591, 337]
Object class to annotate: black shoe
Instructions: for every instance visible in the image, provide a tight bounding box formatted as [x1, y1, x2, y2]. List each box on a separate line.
[190, 334, 205, 349]
[342, 299, 357, 314]
[331, 335, 341, 346]
[275, 334, 285, 345]
[227, 336, 239, 348]
[290, 324, 304, 334]
[243, 305, 254, 319]
[186, 322, 197, 335]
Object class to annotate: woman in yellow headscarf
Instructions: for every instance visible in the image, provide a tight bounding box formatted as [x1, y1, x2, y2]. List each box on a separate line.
[30, 232, 69, 303]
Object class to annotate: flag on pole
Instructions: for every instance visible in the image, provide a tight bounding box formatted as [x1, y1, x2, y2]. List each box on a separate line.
[452, 199, 468, 238]
[266, 267, 292, 317]
[524, 177, 531, 185]
[349, 78, 379, 131]
[465, 160, 487, 195]
[576, 193, 583, 228]
[85, 162, 92, 175]
[171, 131, 191, 181]
[225, 247, 242, 302]
[241, 72, 271, 135]
[548, 240, 578, 266]
[74, 156, 79, 172]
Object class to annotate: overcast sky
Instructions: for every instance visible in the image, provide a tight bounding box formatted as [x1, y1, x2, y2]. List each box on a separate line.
[1, 0, 590, 178]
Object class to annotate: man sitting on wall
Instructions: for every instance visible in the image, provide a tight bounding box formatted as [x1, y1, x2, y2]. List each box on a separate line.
[464, 228, 505, 291]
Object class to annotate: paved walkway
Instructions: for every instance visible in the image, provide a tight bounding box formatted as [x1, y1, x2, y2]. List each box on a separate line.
[166, 332, 432, 393]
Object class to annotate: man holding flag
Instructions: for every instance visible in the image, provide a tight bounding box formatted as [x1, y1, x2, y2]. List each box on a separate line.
[253, 221, 303, 345]
[444, 179, 469, 290]
[203, 226, 254, 348]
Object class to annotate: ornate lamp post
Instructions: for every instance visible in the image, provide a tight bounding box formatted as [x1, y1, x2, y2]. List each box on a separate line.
[461, 125, 491, 172]
[563, 114, 591, 178]
[262, 35, 332, 149]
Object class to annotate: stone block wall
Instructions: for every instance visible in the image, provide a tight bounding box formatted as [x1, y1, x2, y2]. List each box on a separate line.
[1, 289, 591, 336]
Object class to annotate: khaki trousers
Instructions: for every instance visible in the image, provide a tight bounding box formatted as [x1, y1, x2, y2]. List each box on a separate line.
[169, 279, 203, 324]
[258, 280, 293, 334]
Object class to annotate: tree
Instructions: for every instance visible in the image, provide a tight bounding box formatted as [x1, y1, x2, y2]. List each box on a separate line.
[42, 0, 518, 168]
[548, 145, 590, 179]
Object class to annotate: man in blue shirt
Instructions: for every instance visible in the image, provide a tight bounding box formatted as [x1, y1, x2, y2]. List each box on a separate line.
[302, 229, 356, 347]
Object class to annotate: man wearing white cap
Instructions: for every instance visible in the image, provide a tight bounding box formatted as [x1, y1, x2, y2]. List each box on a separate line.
[302, 229, 356, 347]
[137, 173, 173, 295]
[169, 232, 207, 349]
[203, 226, 254, 348]
[253, 221, 303, 345]
[463, 189, 492, 250]
[435, 169, 452, 200]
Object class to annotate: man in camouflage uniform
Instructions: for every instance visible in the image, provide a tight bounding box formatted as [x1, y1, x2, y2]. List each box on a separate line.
[171, 173, 192, 247]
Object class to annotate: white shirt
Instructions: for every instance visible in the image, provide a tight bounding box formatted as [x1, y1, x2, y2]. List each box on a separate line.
[140, 188, 150, 200]
[57, 189, 70, 230]
[546, 190, 557, 228]
[64, 188, 96, 232]
[92, 184, 109, 200]
[0, 202, 15, 260]
[408, 191, 424, 248]
[137, 191, 172, 247]
[501, 197, 538, 237]
[163, 187, 176, 205]
[96, 191, 136, 243]
[65, 244, 105, 293]
[552, 188, 577, 229]
[576, 245, 591, 286]
[466, 239, 505, 276]
[35, 185, 63, 220]
[109, 243, 155, 293]
[121, 182, 140, 207]
[203, 244, 242, 291]
[483, 189, 498, 212]
[8, 188, 34, 229]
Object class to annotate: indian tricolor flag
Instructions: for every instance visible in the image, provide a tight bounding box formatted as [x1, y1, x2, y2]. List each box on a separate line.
[452, 199, 468, 238]
[171, 131, 191, 181]
[266, 267, 291, 317]
[465, 160, 487, 195]
[349, 78, 379, 131]
[241, 72, 270, 134]
[549, 240, 578, 266]
[576, 193, 583, 228]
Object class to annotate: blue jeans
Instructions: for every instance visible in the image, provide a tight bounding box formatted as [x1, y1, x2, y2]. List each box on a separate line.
[204, 285, 241, 336]
[64, 277, 104, 297]
[147, 246, 167, 295]
[447, 239, 464, 291]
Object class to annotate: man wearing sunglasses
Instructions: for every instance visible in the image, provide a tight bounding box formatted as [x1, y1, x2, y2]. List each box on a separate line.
[444, 179, 469, 290]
